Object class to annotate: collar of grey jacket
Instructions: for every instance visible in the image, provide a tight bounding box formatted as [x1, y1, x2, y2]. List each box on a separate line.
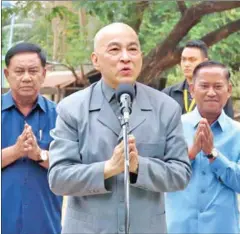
[89, 80, 152, 112]
[101, 80, 115, 103]
[101, 79, 138, 103]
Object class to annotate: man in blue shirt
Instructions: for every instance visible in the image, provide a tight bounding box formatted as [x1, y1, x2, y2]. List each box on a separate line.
[162, 40, 234, 118]
[166, 60, 240, 233]
[2, 43, 62, 234]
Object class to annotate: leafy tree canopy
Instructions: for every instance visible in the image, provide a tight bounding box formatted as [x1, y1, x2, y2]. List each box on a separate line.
[2, 1, 240, 89]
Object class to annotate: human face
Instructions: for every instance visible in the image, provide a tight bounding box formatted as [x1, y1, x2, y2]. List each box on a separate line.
[181, 47, 207, 81]
[190, 66, 232, 118]
[91, 26, 142, 88]
[4, 52, 46, 101]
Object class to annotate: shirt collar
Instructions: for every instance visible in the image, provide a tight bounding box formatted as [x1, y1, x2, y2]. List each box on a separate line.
[101, 80, 116, 102]
[2, 90, 46, 113]
[101, 79, 137, 102]
[36, 94, 46, 112]
[2, 91, 15, 110]
[172, 80, 188, 92]
[190, 107, 227, 132]
[212, 109, 227, 132]
[183, 79, 189, 90]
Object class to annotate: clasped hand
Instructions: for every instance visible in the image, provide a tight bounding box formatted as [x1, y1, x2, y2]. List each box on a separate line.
[14, 123, 41, 161]
[105, 135, 139, 178]
[190, 118, 214, 160]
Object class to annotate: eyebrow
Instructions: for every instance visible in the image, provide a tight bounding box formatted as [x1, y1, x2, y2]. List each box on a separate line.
[107, 42, 139, 47]
[15, 65, 39, 69]
[198, 81, 224, 84]
[181, 56, 197, 59]
[28, 66, 39, 69]
[128, 42, 139, 47]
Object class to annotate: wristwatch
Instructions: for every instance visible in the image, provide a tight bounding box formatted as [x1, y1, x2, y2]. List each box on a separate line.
[206, 148, 218, 159]
[36, 150, 48, 163]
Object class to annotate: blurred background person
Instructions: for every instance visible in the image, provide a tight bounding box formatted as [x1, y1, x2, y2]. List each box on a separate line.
[162, 40, 234, 118]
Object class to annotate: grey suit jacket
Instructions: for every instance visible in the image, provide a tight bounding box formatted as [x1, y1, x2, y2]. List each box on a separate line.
[48, 80, 191, 234]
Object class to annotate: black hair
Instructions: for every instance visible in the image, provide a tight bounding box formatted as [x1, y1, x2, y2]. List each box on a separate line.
[185, 40, 208, 58]
[193, 60, 231, 81]
[5, 42, 46, 67]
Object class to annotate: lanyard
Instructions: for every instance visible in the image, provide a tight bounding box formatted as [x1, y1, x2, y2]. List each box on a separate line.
[183, 89, 195, 113]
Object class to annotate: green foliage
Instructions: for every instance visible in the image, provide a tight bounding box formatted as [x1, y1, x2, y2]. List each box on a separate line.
[165, 66, 184, 87]
[75, 1, 139, 25]
[45, 6, 76, 22]
[1, 0, 240, 93]
[2, 1, 42, 24]
[186, 9, 240, 70]
[139, 2, 181, 55]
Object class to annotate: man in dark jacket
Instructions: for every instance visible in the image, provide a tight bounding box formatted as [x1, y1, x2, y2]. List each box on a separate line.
[162, 40, 234, 118]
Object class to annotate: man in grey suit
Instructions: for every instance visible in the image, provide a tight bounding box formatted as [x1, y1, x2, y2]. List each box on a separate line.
[48, 22, 191, 234]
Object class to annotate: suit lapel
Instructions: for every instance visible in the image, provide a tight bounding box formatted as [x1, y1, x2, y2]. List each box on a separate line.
[118, 83, 152, 142]
[90, 80, 121, 136]
[98, 99, 121, 136]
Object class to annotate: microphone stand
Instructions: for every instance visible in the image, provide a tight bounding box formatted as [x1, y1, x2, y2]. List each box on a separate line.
[121, 110, 130, 234]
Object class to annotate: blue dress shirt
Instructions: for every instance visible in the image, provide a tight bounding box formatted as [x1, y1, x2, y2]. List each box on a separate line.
[2, 91, 62, 234]
[166, 108, 240, 234]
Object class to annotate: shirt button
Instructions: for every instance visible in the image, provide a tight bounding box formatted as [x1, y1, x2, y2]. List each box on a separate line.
[201, 171, 206, 175]
[119, 226, 124, 232]
[201, 189, 206, 193]
[24, 204, 28, 208]
[200, 209, 204, 213]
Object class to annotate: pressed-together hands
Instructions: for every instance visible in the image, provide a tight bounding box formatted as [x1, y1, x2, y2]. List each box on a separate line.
[189, 118, 214, 161]
[104, 135, 139, 179]
[13, 123, 42, 161]
[2, 123, 49, 169]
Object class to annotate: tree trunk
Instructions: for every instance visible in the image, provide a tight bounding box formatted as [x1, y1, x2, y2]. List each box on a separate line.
[139, 1, 240, 85]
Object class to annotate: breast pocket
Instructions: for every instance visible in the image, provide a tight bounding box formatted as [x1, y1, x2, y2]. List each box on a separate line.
[37, 140, 50, 150]
[137, 140, 165, 158]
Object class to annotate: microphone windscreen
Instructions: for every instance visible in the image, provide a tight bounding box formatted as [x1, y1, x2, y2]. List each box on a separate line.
[115, 83, 135, 103]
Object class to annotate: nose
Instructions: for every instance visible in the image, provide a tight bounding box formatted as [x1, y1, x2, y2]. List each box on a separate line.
[183, 60, 191, 66]
[120, 49, 130, 63]
[22, 71, 31, 82]
[207, 86, 216, 97]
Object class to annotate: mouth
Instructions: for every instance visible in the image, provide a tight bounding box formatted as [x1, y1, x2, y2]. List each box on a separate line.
[204, 100, 218, 103]
[20, 87, 33, 90]
[119, 67, 132, 76]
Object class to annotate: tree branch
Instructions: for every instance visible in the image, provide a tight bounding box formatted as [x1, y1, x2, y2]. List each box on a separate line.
[139, 1, 240, 83]
[201, 19, 240, 47]
[140, 18, 240, 86]
[131, 1, 149, 33]
[177, 1, 187, 15]
[156, 1, 240, 59]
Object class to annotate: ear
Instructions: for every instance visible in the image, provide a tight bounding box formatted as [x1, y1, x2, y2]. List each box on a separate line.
[204, 57, 208, 62]
[227, 82, 232, 99]
[189, 83, 195, 99]
[4, 68, 9, 82]
[41, 68, 47, 84]
[91, 52, 100, 71]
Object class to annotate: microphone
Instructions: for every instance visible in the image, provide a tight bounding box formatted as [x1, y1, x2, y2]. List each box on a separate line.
[116, 84, 135, 233]
[115, 83, 135, 123]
